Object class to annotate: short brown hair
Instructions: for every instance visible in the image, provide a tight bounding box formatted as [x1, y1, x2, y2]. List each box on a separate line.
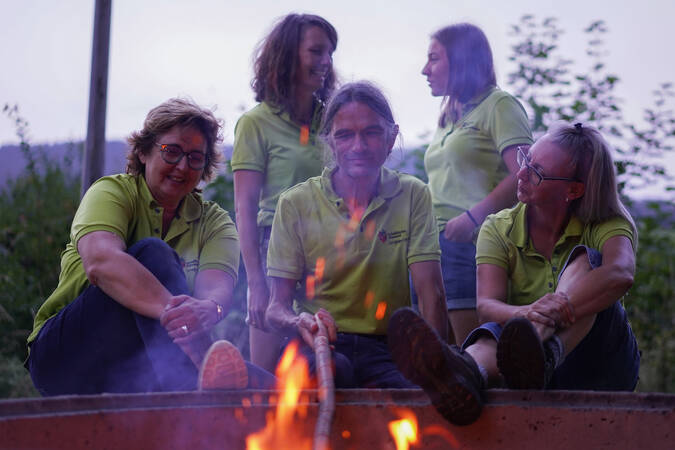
[126, 97, 223, 182]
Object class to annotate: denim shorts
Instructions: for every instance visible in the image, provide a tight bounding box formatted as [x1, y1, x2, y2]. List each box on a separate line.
[462, 245, 640, 391]
[439, 233, 477, 310]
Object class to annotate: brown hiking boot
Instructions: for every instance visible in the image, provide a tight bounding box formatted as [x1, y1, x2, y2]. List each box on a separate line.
[497, 317, 554, 389]
[198, 340, 248, 390]
[388, 308, 484, 426]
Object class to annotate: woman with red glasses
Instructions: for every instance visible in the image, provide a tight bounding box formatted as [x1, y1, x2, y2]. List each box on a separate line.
[27, 98, 274, 395]
[390, 122, 640, 425]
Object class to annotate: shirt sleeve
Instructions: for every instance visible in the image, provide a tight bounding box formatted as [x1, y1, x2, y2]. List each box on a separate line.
[266, 192, 305, 280]
[198, 203, 240, 282]
[230, 113, 267, 173]
[71, 176, 134, 245]
[475, 215, 510, 270]
[489, 94, 534, 153]
[588, 216, 635, 252]
[407, 182, 441, 265]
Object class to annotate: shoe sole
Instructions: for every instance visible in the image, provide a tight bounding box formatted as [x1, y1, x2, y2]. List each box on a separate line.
[198, 340, 248, 390]
[388, 308, 482, 426]
[497, 318, 545, 389]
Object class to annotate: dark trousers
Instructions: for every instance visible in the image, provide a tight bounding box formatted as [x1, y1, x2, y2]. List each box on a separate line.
[28, 238, 275, 395]
[296, 332, 416, 389]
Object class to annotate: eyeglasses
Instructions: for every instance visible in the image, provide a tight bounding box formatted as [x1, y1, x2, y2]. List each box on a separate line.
[156, 143, 207, 170]
[516, 146, 578, 186]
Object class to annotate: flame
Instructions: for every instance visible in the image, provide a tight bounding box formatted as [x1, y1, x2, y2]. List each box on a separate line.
[363, 291, 375, 309]
[246, 341, 313, 450]
[375, 301, 387, 320]
[300, 125, 310, 145]
[388, 409, 419, 450]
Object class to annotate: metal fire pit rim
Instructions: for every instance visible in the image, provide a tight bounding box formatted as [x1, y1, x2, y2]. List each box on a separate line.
[1, 388, 673, 420]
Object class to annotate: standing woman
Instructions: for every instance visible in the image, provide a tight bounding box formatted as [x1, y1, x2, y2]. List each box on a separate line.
[231, 14, 338, 372]
[421, 23, 533, 344]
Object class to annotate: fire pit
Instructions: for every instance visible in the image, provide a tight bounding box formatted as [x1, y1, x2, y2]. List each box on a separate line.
[1, 389, 673, 449]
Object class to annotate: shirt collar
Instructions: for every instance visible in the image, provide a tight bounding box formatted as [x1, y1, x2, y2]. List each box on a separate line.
[320, 166, 402, 202]
[141, 175, 203, 222]
[509, 202, 584, 249]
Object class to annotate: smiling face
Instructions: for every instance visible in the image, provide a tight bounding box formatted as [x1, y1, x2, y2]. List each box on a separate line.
[421, 38, 449, 97]
[139, 125, 206, 209]
[516, 134, 582, 206]
[295, 25, 334, 94]
[329, 101, 397, 181]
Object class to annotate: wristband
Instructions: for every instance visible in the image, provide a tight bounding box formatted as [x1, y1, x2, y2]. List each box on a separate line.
[465, 210, 480, 228]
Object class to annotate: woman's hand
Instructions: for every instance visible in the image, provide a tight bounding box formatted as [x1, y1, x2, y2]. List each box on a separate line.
[160, 295, 219, 339]
[443, 213, 476, 242]
[515, 292, 575, 331]
[247, 280, 270, 330]
[296, 308, 337, 349]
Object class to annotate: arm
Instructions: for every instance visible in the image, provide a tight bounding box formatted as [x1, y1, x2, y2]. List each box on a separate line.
[78, 231, 172, 319]
[266, 276, 337, 349]
[234, 169, 269, 328]
[561, 235, 635, 318]
[444, 144, 525, 241]
[409, 260, 448, 340]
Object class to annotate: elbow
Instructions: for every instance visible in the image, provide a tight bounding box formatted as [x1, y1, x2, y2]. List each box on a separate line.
[83, 259, 104, 286]
[613, 268, 634, 295]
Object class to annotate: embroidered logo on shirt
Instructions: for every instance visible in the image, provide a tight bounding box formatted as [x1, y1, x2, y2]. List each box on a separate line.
[378, 230, 387, 243]
[378, 230, 408, 244]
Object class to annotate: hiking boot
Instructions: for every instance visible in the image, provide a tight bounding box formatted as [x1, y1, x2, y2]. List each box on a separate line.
[198, 340, 248, 390]
[388, 308, 484, 426]
[497, 317, 554, 389]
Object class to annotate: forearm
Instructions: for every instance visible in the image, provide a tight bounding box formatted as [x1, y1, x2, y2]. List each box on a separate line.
[266, 276, 302, 335]
[87, 251, 172, 319]
[476, 297, 525, 325]
[236, 201, 266, 286]
[564, 265, 633, 318]
[468, 174, 517, 223]
[417, 285, 448, 341]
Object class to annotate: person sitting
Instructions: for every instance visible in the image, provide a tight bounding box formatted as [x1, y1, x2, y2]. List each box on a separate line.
[26, 98, 274, 395]
[266, 81, 448, 388]
[389, 122, 640, 425]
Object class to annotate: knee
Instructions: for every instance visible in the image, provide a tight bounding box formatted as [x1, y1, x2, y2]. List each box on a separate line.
[127, 238, 182, 279]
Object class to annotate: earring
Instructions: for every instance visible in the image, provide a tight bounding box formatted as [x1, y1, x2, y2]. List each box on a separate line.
[565, 197, 570, 203]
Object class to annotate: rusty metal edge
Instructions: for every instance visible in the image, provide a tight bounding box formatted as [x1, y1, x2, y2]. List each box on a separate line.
[1, 389, 673, 419]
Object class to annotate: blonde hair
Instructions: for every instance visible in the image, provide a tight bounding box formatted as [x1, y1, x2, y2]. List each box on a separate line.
[547, 121, 637, 243]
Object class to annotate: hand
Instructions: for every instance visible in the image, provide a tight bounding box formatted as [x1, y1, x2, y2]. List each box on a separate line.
[443, 214, 476, 242]
[516, 292, 575, 330]
[247, 280, 270, 330]
[296, 309, 337, 349]
[160, 295, 217, 339]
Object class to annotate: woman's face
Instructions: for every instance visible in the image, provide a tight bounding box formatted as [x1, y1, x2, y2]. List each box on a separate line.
[295, 25, 334, 94]
[422, 38, 449, 97]
[140, 125, 206, 209]
[516, 135, 578, 206]
[330, 101, 397, 181]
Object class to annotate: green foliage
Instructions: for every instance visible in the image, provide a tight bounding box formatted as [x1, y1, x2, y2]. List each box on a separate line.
[0, 104, 82, 397]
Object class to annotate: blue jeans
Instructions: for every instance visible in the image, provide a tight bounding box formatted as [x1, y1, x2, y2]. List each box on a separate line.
[412, 233, 476, 311]
[28, 238, 274, 395]
[294, 333, 416, 389]
[463, 246, 640, 390]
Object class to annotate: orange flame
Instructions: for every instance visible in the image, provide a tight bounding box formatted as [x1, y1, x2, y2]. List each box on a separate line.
[299, 125, 310, 145]
[246, 341, 313, 450]
[388, 409, 419, 450]
[375, 301, 388, 320]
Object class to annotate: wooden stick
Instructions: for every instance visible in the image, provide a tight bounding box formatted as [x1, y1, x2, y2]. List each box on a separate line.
[313, 316, 335, 450]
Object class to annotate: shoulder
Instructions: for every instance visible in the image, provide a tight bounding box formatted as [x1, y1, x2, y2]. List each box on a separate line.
[483, 204, 521, 235]
[279, 175, 322, 203]
[583, 215, 635, 249]
[84, 174, 139, 201]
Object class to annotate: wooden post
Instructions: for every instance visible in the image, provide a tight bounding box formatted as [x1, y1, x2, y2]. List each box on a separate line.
[81, 0, 112, 198]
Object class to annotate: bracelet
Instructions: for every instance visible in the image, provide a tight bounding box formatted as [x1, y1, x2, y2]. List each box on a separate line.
[210, 300, 224, 323]
[465, 210, 480, 228]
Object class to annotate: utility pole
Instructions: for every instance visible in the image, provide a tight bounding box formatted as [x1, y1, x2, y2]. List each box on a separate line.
[81, 0, 112, 198]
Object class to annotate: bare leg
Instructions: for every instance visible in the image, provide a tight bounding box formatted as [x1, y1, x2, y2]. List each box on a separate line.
[249, 327, 282, 373]
[465, 337, 501, 387]
[448, 309, 479, 346]
[555, 251, 597, 356]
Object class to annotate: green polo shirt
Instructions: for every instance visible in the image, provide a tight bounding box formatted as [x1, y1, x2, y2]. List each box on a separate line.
[476, 202, 635, 306]
[231, 101, 325, 227]
[267, 167, 440, 335]
[424, 87, 533, 231]
[28, 174, 239, 344]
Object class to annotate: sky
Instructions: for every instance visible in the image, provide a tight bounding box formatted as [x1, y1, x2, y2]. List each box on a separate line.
[1, 0, 673, 195]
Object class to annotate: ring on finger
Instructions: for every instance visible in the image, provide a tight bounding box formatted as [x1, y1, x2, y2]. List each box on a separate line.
[181, 324, 189, 334]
